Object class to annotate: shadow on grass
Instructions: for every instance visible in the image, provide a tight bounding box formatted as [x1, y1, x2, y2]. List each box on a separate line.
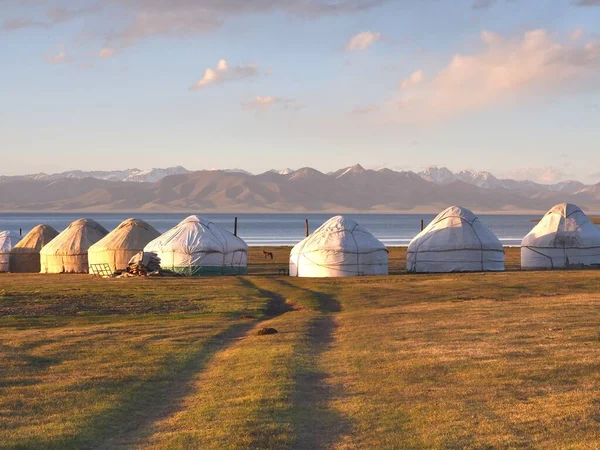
[273, 278, 342, 313]
[8, 321, 257, 450]
[237, 277, 295, 316]
[239, 278, 352, 448]
[291, 314, 352, 449]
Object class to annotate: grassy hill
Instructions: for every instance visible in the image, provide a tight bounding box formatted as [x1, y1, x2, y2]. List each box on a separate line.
[1, 248, 599, 448]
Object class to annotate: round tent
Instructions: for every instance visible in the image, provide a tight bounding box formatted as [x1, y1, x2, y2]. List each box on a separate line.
[9, 225, 59, 273]
[0, 231, 22, 272]
[143, 215, 248, 275]
[289, 215, 388, 277]
[407, 206, 504, 273]
[40, 219, 109, 273]
[521, 203, 600, 269]
[88, 218, 160, 273]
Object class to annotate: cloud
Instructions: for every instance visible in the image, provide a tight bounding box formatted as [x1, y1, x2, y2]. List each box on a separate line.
[190, 59, 259, 90]
[102, 0, 390, 47]
[570, 27, 585, 42]
[2, 18, 49, 31]
[2, 0, 390, 50]
[111, 8, 221, 47]
[395, 29, 600, 121]
[572, 0, 600, 5]
[350, 105, 380, 114]
[241, 96, 302, 111]
[504, 167, 569, 184]
[45, 49, 69, 64]
[345, 31, 382, 51]
[399, 70, 423, 89]
[98, 47, 118, 59]
[472, 0, 498, 9]
[3, 5, 99, 31]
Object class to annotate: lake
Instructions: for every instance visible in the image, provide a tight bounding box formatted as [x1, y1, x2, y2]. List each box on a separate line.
[0, 213, 540, 247]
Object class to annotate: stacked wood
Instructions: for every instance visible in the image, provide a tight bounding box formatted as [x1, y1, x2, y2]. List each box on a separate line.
[115, 252, 162, 277]
[115, 251, 182, 278]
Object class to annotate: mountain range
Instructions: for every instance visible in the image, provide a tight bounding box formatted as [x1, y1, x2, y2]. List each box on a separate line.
[0, 164, 597, 213]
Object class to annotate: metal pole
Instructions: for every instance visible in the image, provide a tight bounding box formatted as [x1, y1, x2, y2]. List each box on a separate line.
[305, 219, 309, 237]
[234, 217, 238, 236]
[420, 219, 424, 231]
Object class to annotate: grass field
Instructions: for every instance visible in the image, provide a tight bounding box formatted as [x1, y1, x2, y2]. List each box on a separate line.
[1, 248, 600, 449]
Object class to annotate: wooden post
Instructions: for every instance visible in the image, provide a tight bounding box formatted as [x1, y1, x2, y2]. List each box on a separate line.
[305, 219, 309, 237]
[234, 217, 238, 236]
[420, 219, 424, 231]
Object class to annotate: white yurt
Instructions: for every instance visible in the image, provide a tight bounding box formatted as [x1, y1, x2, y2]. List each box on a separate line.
[521, 203, 600, 269]
[407, 206, 504, 273]
[88, 218, 160, 273]
[0, 231, 22, 272]
[9, 225, 59, 273]
[143, 215, 248, 275]
[40, 219, 109, 273]
[289, 215, 388, 277]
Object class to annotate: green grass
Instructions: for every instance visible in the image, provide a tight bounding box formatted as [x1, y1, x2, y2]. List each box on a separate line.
[1, 251, 600, 449]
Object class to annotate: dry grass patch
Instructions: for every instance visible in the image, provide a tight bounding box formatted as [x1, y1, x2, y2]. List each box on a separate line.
[2, 260, 600, 449]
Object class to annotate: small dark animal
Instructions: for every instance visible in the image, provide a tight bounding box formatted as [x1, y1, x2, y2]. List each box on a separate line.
[262, 250, 274, 260]
[257, 327, 278, 336]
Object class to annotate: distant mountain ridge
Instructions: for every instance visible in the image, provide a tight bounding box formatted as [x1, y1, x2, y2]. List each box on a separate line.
[0, 164, 597, 213]
[2, 166, 191, 183]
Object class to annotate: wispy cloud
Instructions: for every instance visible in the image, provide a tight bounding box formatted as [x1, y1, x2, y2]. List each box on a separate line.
[102, 0, 390, 47]
[2, 18, 49, 31]
[3, 5, 100, 31]
[399, 70, 423, 89]
[504, 167, 570, 184]
[45, 49, 69, 65]
[345, 31, 382, 51]
[98, 47, 118, 59]
[241, 96, 302, 111]
[350, 105, 380, 114]
[472, 0, 498, 9]
[572, 0, 600, 6]
[190, 59, 259, 90]
[395, 29, 600, 121]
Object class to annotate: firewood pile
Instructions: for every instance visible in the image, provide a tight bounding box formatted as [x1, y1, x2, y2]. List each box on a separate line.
[126, 252, 161, 276]
[112, 252, 180, 278]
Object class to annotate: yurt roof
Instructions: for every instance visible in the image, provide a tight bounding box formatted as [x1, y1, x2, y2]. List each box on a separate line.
[40, 218, 108, 256]
[432, 205, 478, 224]
[145, 215, 247, 253]
[11, 224, 59, 253]
[522, 203, 600, 248]
[409, 206, 502, 251]
[0, 231, 21, 252]
[291, 215, 386, 254]
[89, 218, 160, 251]
[545, 203, 582, 219]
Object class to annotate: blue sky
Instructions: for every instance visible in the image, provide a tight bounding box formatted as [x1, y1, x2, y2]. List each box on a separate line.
[1, 0, 599, 183]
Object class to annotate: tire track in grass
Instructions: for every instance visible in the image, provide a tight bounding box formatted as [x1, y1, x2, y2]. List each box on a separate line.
[91, 321, 258, 450]
[96, 277, 299, 449]
[260, 278, 352, 448]
[139, 277, 352, 450]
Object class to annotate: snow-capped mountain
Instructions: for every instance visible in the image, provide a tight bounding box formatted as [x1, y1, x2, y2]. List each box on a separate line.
[0, 163, 598, 212]
[456, 170, 500, 189]
[208, 168, 254, 176]
[124, 166, 190, 182]
[332, 164, 365, 179]
[545, 180, 587, 194]
[416, 166, 584, 192]
[20, 166, 191, 183]
[268, 168, 294, 175]
[418, 167, 457, 185]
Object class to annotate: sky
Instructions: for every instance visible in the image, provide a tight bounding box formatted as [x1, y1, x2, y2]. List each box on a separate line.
[1, 0, 600, 184]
